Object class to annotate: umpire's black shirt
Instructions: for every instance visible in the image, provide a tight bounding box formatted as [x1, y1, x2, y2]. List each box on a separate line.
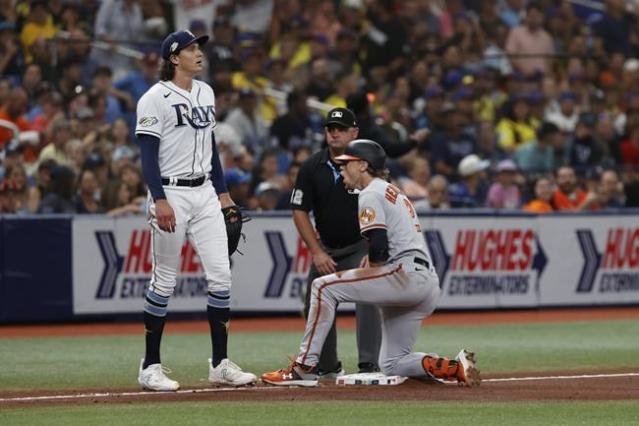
[290, 148, 361, 249]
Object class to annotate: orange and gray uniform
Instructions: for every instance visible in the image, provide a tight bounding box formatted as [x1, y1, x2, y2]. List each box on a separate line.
[295, 178, 441, 377]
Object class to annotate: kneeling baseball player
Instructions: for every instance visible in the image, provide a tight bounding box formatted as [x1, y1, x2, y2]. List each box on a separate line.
[262, 139, 480, 387]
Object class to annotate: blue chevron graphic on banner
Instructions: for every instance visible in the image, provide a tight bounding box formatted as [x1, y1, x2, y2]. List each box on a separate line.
[424, 230, 450, 286]
[532, 237, 548, 292]
[263, 231, 293, 298]
[94, 231, 124, 299]
[576, 229, 602, 293]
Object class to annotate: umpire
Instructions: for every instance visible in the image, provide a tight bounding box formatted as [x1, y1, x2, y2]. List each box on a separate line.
[291, 107, 381, 376]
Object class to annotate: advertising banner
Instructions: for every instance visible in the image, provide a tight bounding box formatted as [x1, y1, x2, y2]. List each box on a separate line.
[72, 212, 639, 315]
[424, 216, 544, 308]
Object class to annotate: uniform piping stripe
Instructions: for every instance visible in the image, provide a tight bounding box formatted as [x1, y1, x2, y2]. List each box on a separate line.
[144, 302, 167, 317]
[300, 265, 402, 365]
[146, 289, 169, 304]
[360, 224, 387, 232]
[207, 297, 229, 308]
[150, 226, 158, 288]
[135, 130, 161, 138]
[196, 84, 206, 176]
[159, 82, 194, 108]
[209, 290, 230, 296]
[208, 293, 230, 300]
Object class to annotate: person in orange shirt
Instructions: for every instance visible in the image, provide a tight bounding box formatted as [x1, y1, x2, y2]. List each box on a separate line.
[0, 87, 32, 150]
[551, 166, 598, 211]
[523, 176, 554, 213]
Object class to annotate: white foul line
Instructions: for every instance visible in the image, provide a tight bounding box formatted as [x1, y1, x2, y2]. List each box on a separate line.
[1, 372, 638, 403]
[0, 385, 288, 403]
[483, 372, 639, 383]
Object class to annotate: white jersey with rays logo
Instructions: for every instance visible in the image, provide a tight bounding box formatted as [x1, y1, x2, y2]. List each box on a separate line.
[358, 178, 432, 263]
[135, 79, 216, 178]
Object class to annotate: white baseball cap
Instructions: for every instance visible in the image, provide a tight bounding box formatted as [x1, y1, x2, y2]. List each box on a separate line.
[458, 154, 490, 177]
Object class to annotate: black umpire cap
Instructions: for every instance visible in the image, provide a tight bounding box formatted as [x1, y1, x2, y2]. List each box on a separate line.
[324, 107, 358, 128]
[334, 139, 386, 171]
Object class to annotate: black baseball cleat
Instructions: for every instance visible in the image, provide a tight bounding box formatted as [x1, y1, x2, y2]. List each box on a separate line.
[358, 362, 380, 374]
[317, 361, 346, 380]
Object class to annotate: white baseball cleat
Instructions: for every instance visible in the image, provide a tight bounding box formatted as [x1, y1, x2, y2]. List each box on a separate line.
[138, 358, 180, 391]
[208, 358, 258, 386]
[455, 349, 481, 387]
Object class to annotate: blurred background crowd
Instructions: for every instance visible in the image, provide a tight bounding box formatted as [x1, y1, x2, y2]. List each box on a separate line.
[1, 0, 639, 215]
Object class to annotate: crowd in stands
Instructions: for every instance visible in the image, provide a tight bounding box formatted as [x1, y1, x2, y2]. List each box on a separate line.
[1, 0, 639, 215]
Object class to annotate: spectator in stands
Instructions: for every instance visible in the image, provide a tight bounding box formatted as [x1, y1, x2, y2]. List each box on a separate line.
[505, 1, 554, 76]
[224, 167, 252, 210]
[397, 156, 430, 202]
[275, 161, 300, 210]
[546, 91, 580, 133]
[0, 22, 23, 82]
[30, 90, 64, 133]
[414, 174, 451, 212]
[255, 180, 281, 211]
[593, 0, 633, 56]
[114, 52, 159, 104]
[225, 88, 269, 153]
[0, 86, 31, 149]
[495, 96, 538, 153]
[0, 176, 17, 213]
[567, 112, 604, 173]
[37, 164, 75, 213]
[596, 169, 625, 208]
[486, 159, 521, 209]
[270, 90, 312, 150]
[428, 102, 476, 180]
[514, 121, 559, 173]
[449, 154, 489, 208]
[103, 179, 143, 217]
[20, 0, 58, 65]
[523, 176, 554, 213]
[74, 168, 104, 213]
[91, 0, 144, 78]
[38, 117, 71, 166]
[552, 165, 597, 211]
[2, 163, 34, 213]
[249, 148, 287, 194]
[498, 0, 525, 28]
[91, 66, 132, 124]
[619, 124, 639, 166]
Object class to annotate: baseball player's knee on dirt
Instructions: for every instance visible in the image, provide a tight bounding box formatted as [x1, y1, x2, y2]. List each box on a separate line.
[421, 355, 460, 380]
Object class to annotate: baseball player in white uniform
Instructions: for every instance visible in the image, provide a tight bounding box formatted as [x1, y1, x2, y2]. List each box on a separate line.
[262, 139, 480, 387]
[135, 30, 256, 391]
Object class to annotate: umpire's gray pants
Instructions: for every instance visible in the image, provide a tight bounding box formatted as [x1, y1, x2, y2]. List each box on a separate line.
[303, 240, 381, 371]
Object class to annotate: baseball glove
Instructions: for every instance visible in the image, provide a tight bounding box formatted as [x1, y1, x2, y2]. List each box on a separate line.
[222, 205, 249, 256]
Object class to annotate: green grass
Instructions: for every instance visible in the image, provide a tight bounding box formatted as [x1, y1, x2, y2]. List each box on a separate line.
[1, 319, 637, 391]
[1, 401, 639, 426]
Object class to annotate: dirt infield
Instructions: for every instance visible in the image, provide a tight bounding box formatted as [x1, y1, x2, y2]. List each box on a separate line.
[1, 369, 638, 407]
[1, 308, 638, 407]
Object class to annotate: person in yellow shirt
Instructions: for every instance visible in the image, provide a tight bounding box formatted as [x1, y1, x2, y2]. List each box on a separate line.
[20, 0, 58, 64]
[495, 97, 539, 153]
[231, 48, 277, 124]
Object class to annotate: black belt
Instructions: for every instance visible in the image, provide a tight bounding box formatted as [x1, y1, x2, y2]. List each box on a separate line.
[414, 257, 431, 270]
[161, 176, 206, 187]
